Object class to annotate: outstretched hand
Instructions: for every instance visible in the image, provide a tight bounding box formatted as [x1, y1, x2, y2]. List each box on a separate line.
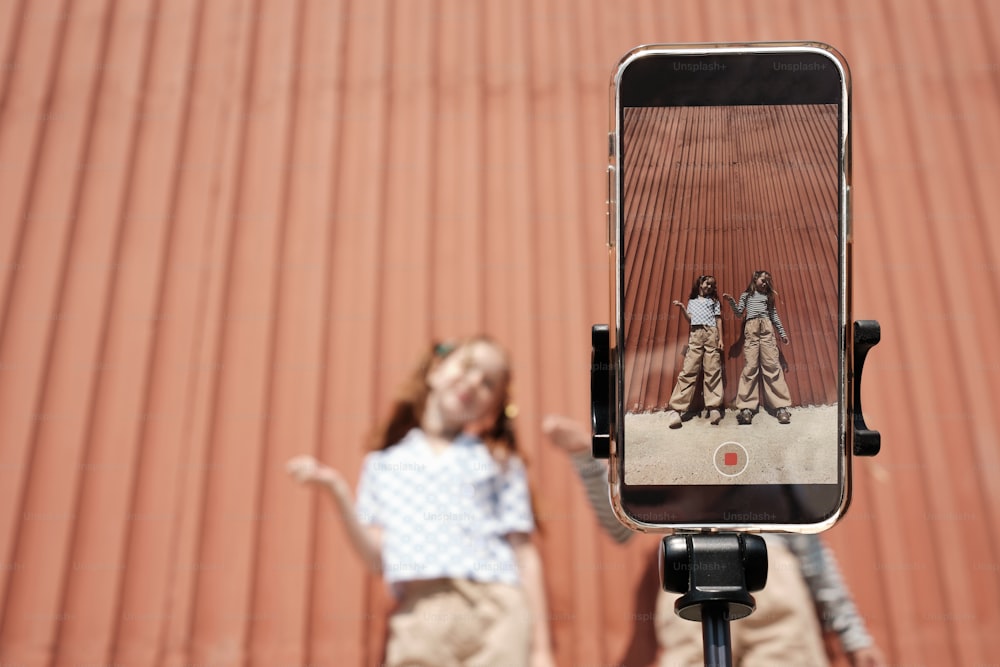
[286, 455, 348, 495]
[286, 456, 382, 572]
[541, 415, 591, 455]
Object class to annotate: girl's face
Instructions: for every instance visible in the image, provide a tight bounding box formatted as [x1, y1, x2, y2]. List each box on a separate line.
[426, 341, 508, 428]
[754, 273, 772, 293]
[699, 277, 717, 297]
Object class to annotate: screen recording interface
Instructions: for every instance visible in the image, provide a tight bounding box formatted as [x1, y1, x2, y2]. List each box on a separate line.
[621, 94, 842, 487]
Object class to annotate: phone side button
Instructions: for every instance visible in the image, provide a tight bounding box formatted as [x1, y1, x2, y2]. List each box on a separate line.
[845, 184, 852, 237]
[606, 165, 615, 246]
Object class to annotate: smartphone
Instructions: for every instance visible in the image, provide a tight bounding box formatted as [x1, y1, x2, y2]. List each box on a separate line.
[608, 43, 852, 531]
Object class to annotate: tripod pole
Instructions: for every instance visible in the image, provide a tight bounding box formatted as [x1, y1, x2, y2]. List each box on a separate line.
[660, 533, 768, 667]
[700, 603, 733, 667]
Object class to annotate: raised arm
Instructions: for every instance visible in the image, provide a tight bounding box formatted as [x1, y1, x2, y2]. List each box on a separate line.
[672, 299, 691, 322]
[784, 534, 885, 667]
[286, 455, 383, 573]
[723, 292, 745, 316]
[541, 415, 633, 544]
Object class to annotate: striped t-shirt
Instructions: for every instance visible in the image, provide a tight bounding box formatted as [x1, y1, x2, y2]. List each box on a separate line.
[728, 291, 787, 339]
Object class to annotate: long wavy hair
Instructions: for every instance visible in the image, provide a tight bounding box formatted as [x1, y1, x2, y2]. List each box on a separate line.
[742, 270, 778, 312]
[368, 335, 519, 462]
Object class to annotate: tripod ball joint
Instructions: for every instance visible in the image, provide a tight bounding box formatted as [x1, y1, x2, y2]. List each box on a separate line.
[659, 533, 768, 622]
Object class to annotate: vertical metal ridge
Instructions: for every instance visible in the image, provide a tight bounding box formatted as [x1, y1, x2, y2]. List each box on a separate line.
[307, 0, 355, 658]
[244, 0, 310, 663]
[0, 0, 75, 627]
[154, 0, 261, 664]
[52, 0, 166, 662]
[318, 0, 393, 662]
[300, 0, 350, 660]
[109, 0, 206, 663]
[0, 0, 28, 108]
[0, 0, 119, 661]
[185, 0, 272, 658]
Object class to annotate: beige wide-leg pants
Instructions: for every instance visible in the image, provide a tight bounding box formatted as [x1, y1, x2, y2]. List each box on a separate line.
[385, 578, 531, 667]
[668, 326, 724, 411]
[734, 318, 792, 411]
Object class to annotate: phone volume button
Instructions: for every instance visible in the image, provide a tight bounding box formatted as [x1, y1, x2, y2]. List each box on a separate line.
[606, 165, 615, 246]
[845, 184, 852, 237]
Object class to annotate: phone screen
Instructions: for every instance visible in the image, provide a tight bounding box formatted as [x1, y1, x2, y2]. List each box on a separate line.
[612, 47, 850, 529]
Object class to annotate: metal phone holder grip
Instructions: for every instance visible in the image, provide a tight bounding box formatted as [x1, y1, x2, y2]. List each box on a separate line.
[591, 324, 611, 459]
[853, 320, 881, 456]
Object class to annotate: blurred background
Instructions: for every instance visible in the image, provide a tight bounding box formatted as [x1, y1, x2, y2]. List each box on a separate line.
[0, 1, 998, 665]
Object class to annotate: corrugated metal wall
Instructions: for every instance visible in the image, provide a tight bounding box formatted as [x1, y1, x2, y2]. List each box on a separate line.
[622, 104, 840, 411]
[0, 1, 998, 666]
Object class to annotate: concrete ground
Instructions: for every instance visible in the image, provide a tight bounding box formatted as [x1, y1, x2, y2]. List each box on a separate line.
[623, 404, 839, 485]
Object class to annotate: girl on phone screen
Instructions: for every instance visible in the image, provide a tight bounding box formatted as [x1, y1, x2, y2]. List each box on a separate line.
[664, 274, 725, 428]
[287, 336, 554, 667]
[723, 270, 792, 425]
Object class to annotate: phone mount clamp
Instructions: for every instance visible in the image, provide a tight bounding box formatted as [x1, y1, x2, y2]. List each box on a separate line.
[589, 320, 881, 666]
[660, 532, 767, 667]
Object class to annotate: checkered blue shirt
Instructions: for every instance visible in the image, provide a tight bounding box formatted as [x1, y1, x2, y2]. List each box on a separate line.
[356, 428, 534, 589]
[687, 296, 721, 326]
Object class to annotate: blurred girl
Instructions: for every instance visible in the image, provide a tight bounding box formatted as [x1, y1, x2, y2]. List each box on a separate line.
[664, 274, 725, 427]
[723, 270, 792, 425]
[287, 336, 554, 667]
[541, 415, 886, 667]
